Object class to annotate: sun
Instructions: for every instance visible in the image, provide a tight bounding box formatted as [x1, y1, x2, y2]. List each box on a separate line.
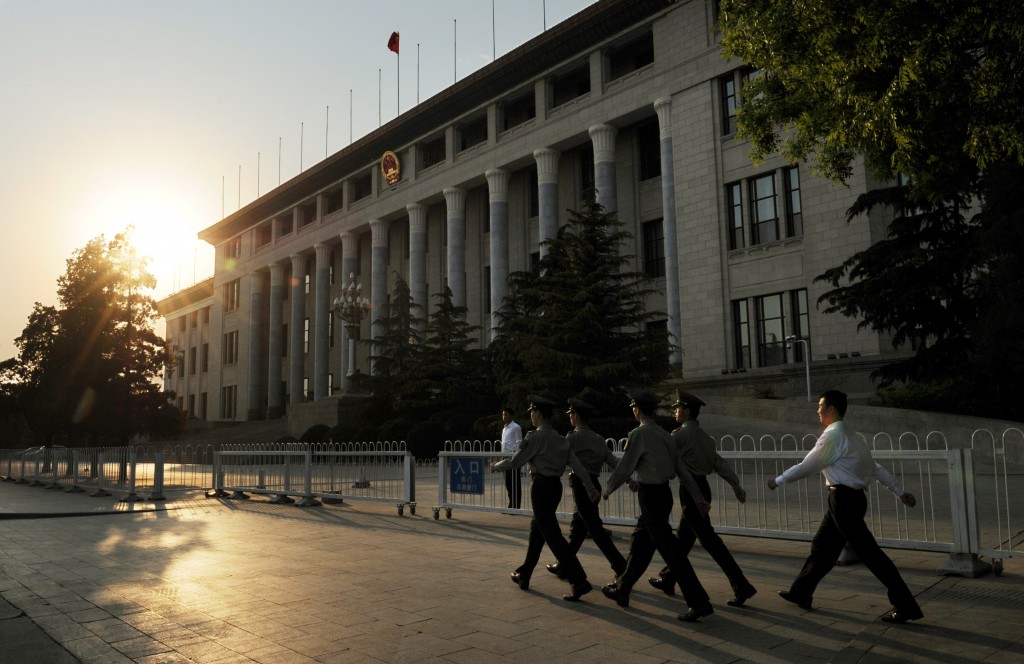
[88, 180, 215, 298]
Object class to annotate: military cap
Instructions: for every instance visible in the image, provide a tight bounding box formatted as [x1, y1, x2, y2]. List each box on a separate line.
[671, 389, 707, 409]
[628, 391, 659, 411]
[566, 398, 595, 415]
[527, 394, 557, 413]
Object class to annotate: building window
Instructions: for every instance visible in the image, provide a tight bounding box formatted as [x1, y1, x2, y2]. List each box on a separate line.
[224, 279, 241, 311]
[282, 323, 288, 358]
[201, 343, 209, 372]
[732, 299, 750, 369]
[225, 236, 241, 260]
[755, 293, 786, 367]
[550, 64, 590, 108]
[255, 222, 273, 249]
[189, 347, 197, 375]
[200, 392, 208, 420]
[528, 166, 539, 218]
[458, 114, 488, 152]
[189, 310, 198, 328]
[221, 385, 237, 419]
[278, 214, 293, 237]
[326, 187, 344, 214]
[420, 135, 446, 169]
[641, 220, 665, 278]
[579, 145, 594, 200]
[726, 182, 744, 250]
[502, 90, 535, 132]
[637, 120, 661, 182]
[303, 377, 312, 402]
[187, 394, 195, 417]
[484, 266, 491, 314]
[750, 173, 778, 245]
[350, 171, 373, 203]
[791, 289, 809, 362]
[223, 331, 239, 365]
[328, 373, 334, 395]
[608, 31, 654, 81]
[303, 317, 310, 354]
[785, 166, 803, 237]
[530, 251, 540, 275]
[300, 201, 316, 228]
[201, 306, 210, 325]
[720, 75, 737, 135]
[329, 314, 335, 349]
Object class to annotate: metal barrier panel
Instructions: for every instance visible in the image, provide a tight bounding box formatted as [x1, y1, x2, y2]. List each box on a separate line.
[214, 441, 414, 513]
[971, 428, 1023, 566]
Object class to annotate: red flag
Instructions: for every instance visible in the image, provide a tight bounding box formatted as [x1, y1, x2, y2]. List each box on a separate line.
[387, 31, 400, 54]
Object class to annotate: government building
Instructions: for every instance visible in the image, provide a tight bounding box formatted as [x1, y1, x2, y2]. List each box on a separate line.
[157, 0, 897, 427]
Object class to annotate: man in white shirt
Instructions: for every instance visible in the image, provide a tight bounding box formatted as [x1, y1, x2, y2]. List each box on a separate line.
[768, 390, 924, 624]
[501, 407, 524, 509]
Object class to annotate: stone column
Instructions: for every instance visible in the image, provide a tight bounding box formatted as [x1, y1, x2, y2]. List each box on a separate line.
[246, 270, 265, 420]
[533, 149, 560, 256]
[654, 98, 682, 368]
[443, 187, 466, 308]
[288, 253, 306, 404]
[406, 203, 428, 328]
[313, 242, 332, 400]
[339, 232, 360, 386]
[370, 218, 390, 374]
[485, 168, 510, 341]
[589, 124, 618, 214]
[266, 262, 285, 418]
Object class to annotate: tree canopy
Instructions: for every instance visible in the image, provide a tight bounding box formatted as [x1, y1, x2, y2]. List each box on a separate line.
[0, 229, 178, 444]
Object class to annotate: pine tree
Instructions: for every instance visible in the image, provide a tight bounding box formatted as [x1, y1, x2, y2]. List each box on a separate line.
[492, 194, 670, 407]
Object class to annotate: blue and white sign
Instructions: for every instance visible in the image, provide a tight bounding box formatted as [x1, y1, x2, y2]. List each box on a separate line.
[449, 456, 485, 495]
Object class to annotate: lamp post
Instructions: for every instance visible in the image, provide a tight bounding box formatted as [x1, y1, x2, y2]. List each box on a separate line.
[332, 273, 371, 387]
[786, 335, 811, 402]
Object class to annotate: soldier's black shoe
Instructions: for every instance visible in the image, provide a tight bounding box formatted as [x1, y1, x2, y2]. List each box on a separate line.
[601, 583, 630, 608]
[545, 563, 566, 579]
[727, 586, 758, 607]
[881, 606, 923, 624]
[648, 575, 676, 596]
[563, 580, 593, 602]
[778, 590, 812, 610]
[511, 571, 530, 591]
[678, 604, 714, 622]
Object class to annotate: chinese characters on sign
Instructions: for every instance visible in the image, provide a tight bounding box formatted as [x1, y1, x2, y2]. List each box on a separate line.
[449, 456, 484, 495]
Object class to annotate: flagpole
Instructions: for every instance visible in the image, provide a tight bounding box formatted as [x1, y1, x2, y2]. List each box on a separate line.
[454, 19, 457, 83]
[325, 105, 329, 158]
[492, 0, 496, 60]
[397, 48, 400, 116]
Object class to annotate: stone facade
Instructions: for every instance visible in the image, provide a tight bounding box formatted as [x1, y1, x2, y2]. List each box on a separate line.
[157, 0, 904, 423]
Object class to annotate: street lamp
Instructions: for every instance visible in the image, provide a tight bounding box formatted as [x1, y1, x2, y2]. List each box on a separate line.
[786, 335, 811, 402]
[332, 273, 371, 384]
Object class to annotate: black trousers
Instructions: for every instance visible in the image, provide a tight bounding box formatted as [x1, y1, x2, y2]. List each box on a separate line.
[504, 468, 522, 509]
[658, 475, 754, 596]
[566, 473, 626, 575]
[516, 475, 587, 585]
[616, 482, 710, 608]
[790, 485, 920, 612]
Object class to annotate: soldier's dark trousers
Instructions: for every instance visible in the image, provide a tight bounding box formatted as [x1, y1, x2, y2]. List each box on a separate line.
[516, 475, 587, 585]
[566, 473, 626, 575]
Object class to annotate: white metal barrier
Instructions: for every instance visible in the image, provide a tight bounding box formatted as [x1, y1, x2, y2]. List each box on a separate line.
[211, 441, 415, 514]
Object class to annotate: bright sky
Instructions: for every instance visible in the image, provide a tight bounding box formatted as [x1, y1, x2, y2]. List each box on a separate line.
[0, 0, 595, 361]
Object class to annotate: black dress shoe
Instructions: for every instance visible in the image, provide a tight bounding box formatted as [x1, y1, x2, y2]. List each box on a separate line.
[563, 580, 593, 602]
[601, 583, 629, 608]
[778, 590, 812, 610]
[648, 576, 676, 596]
[510, 571, 530, 591]
[726, 586, 758, 607]
[881, 606, 923, 624]
[678, 603, 714, 622]
[545, 563, 566, 579]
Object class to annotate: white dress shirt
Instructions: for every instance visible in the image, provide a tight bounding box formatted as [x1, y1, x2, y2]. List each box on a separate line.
[501, 421, 523, 454]
[774, 420, 904, 495]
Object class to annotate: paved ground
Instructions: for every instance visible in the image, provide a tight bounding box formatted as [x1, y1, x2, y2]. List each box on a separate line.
[1, 476, 1022, 664]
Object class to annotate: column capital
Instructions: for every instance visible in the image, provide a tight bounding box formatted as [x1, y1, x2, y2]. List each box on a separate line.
[485, 169, 510, 202]
[533, 148, 561, 184]
[443, 186, 466, 213]
[406, 203, 428, 233]
[588, 124, 618, 163]
[339, 231, 358, 261]
[248, 269, 266, 292]
[654, 97, 673, 138]
[289, 253, 305, 269]
[369, 218, 390, 245]
[314, 242, 332, 263]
